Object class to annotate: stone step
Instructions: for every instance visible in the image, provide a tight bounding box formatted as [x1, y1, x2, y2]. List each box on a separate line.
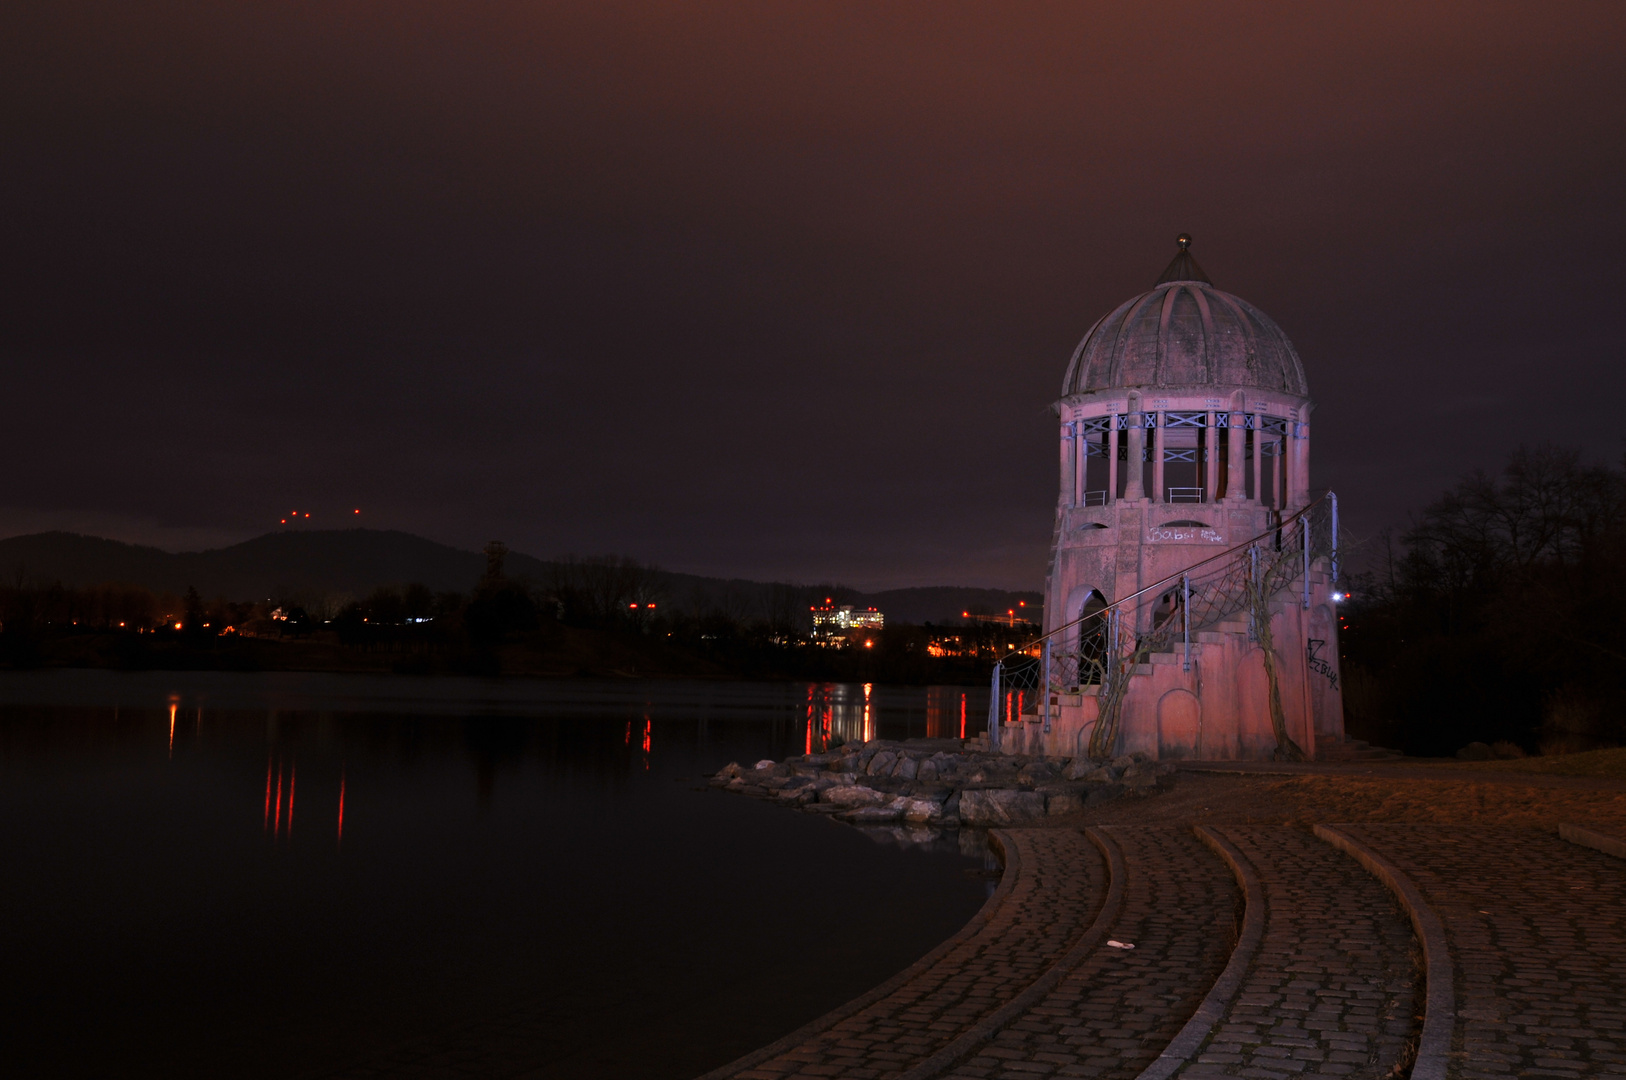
[941, 825, 1426, 1080]
[1316, 823, 1626, 1080]
[1315, 737, 1403, 762]
[703, 823, 1448, 1080]
[939, 826, 1244, 1080]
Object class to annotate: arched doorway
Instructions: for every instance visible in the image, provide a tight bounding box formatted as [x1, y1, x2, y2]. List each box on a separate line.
[1075, 590, 1108, 686]
[1158, 689, 1201, 758]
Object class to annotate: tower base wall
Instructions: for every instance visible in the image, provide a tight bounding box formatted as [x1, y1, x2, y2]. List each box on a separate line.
[1000, 586, 1345, 761]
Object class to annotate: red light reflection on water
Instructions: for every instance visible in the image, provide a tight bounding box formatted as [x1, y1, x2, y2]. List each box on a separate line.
[262, 758, 314, 843]
[337, 768, 345, 849]
[960, 694, 967, 739]
[168, 703, 177, 757]
[862, 683, 873, 742]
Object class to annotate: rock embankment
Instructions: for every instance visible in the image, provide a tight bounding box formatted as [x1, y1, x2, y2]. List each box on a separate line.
[709, 738, 1175, 826]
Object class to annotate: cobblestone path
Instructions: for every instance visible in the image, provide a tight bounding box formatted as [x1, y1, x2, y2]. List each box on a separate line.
[710, 828, 1112, 1080]
[1336, 825, 1626, 1080]
[1176, 827, 1421, 1080]
[941, 826, 1240, 1080]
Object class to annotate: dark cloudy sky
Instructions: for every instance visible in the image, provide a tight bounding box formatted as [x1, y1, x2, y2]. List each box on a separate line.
[3, 2, 1624, 589]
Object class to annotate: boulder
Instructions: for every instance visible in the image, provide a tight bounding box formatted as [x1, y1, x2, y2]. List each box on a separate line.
[958, 789, 1047, 826]
[1046, 792, 1085, 816]
[916, 759, 939, 782]
[867, 751, 898, 776]
[753, 759, 776, 770]
[899, 797, 944, 824]
[1018, 760, 1060, 785]
[718, 762, 744, 779]
[894, 755, 919, 780]
[1109, 754, 1136, 772]
[1061, 759, 1094, 781]
[821, 785, 891, 807]
[839, 803, 903, 824]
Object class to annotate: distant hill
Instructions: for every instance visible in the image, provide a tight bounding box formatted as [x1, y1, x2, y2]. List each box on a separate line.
[0, 530, 1040, 624]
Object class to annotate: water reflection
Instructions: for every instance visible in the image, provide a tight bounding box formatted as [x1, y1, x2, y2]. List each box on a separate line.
[0, 671, 993, 1080]
[801, 682, 976, 753]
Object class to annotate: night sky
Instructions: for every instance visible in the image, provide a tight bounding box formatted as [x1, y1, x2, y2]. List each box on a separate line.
[4, 2, 1624, 590]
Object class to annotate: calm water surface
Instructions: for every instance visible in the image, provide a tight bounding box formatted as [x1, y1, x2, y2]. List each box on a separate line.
[0, 672, 992, 1079]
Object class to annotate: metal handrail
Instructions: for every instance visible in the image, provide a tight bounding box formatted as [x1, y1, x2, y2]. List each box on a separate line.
[1013, 490, 1337, 656]
[987, 490, 1340, 754]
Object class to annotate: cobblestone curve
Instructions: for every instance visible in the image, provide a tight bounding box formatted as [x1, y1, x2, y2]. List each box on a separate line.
[940, 825, 1242, 1080]
[1560, 823, 1626, 861]
[1337, 824, 1626, 1080]
[714, 827, 1113, 1080]
[1170, 826, 1422, 1080]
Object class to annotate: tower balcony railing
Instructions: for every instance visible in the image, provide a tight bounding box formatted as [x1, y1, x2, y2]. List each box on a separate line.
[1164, 486, 1205, 503]
[1079, 490, 1109, 507]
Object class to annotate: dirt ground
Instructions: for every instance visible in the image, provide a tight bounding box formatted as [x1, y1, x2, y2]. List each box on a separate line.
[1077, 762, 1626, 832]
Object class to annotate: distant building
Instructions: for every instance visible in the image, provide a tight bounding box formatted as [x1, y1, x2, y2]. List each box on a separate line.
[811, 602, 884, 637]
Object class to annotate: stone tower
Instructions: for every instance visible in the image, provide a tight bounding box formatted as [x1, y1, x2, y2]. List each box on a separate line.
[1025, 236, 1344, 760]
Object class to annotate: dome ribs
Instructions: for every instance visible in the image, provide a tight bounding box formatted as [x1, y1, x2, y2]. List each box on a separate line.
[1190, 286, 1216, 382]
[1061, 242, 1308, 398]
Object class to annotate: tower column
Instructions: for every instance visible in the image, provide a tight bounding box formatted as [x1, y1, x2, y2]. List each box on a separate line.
[1290, 405, 1311, 508]
[1059, 421, 1076, 506]
[1252, 408, 1265, 506]
[1123, 397, 1145, 500]
[1227, 393, 1246, 501]
[1107, 416, 1120, 502]
[1204, 410, 1218, 503]
[1075, 421, 1088, 504]
[1152, 411, 1166, 503]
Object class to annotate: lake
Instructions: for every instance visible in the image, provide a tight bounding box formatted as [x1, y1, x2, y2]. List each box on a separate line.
[0, 671, 992, 1079]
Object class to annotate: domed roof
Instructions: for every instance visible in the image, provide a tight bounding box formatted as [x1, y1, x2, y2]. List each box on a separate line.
[1061, 236, 1308, 398]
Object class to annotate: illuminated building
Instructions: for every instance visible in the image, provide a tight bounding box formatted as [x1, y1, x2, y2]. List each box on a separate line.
[810, 602, 884, 634]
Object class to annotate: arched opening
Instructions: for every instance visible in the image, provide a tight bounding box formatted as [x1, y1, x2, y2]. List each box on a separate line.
[1075, 590, 1108, 685]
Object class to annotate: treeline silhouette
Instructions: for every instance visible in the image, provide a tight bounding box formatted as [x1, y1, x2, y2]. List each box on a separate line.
[0, 551, 1028, 684]
[1342, 443, 1626, 756]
